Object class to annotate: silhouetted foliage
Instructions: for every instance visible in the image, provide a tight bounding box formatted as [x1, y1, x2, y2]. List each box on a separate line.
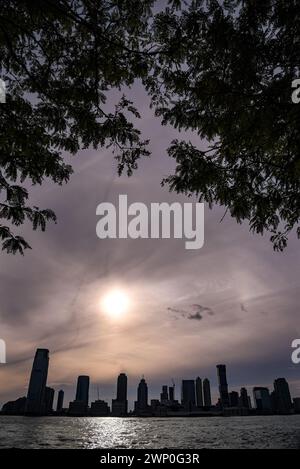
[1, 0, 299, 253]
[0, 0, 152, 253]
[148, 0, 300, 251]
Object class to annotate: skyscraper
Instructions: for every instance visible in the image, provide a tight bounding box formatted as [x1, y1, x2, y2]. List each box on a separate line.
[195, 377, 203, 407]
[229, 391, 239, 407]
[75, 375, 89, 406]
[240, 387, 250, 408]
[273, 378, 292, 414]
[116, 373, 127, 402]
[56, 389, 64, 413]
[134, 378, 148, 414]
[160, 385, 169, 403]
[181, 380, 196, 411]
[169, 386, 175, 402]
[203, 378, 212, 407]
[25, 348, 49, 415]
[69, 376, 89, 416]
[217, 364, 230, 408]
[253, 387, 272, 412]
[112, 373, 128, 416]
[44, 386, 55, 414]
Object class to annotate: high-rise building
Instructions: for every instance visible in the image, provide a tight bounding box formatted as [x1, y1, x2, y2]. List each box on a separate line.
[181, 380, 196, 411]
[112, 373, 128, 416]
[240, 387, 250, 408]
[160, 385, 169, 403]
[56, 389, 64, 413]
[44, 386, 55, 414]
[195, 377, 203, 407]
[134, 378, 148, 414]
[203, 378, 212, 407]
[217, 364, 230, 408]
[229, 391, 239, 407]
[169, 386, 175, 402]
[273, 378, 292, 414]
[25, 348, 49, 415]
[69, 375, 90, 415]
[75, 375, 89, 406]
[116, 373, 127, 402]
[253, 387, 272, 412]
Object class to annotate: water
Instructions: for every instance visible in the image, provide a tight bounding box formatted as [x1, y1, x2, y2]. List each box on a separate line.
[0, 415, 300, 449]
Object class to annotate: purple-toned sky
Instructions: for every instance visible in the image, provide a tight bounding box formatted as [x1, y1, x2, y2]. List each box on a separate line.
[0, 83, 299, 410]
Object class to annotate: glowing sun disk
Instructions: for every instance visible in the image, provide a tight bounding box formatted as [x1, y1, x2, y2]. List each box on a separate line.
[101, 290, 130, 318]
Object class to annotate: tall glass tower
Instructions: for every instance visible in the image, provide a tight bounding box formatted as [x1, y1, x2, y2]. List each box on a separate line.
[217, 364, 230, 408]
[112, 373, 128, 416]
[25, 348, 49, 415]
[75, 375, 90, 406]
[203, 378, 212, 407]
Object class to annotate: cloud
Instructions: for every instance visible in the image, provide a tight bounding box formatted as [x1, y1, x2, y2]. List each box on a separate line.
[167, 304, 214, 321]
[191, 304, 214, 316]
[187, 312, 203, 321]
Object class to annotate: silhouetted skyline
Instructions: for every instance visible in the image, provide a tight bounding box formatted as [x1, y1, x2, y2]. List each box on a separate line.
[1, 348, 299, 417]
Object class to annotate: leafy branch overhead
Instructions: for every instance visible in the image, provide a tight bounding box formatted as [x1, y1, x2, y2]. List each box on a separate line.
[0, 0, 299, 254]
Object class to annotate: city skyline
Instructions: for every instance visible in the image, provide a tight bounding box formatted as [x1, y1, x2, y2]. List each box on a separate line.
[1, 348, 299, 416]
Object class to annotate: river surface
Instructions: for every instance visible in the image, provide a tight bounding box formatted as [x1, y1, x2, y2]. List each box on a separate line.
[0, 415, 300, 449]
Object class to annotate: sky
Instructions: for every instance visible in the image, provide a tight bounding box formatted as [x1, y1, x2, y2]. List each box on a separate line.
[0, 82, 299, 410]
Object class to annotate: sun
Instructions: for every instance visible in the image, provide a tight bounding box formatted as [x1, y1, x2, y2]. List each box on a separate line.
[101, 289, 130, 319]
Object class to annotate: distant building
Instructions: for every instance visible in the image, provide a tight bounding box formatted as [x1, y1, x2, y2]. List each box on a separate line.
[229, 391, 239, 407]
[2, 397, 26, 415]
[56, 390, 64, 413]
[69, 375, 90, 416]
[150, 399, 160, 409]
[240, 387, 250, 408]
[68, 400, 87, 416]
[75, 375, 90, 407]
[116, 373, 127, 402]
[203, 378, 212, 407]
[169, 386, 175, 402]
[111, 399, 126, 416]
[293, 398, 300, 413]
[25, 348, 49, 415]
[253, 387, 272, 413]
[223, 406, 249, 417]
[112, 373, 128, 416]
[181, 380, 196, 411]
[90, 400, 110, 416]
[273, 378, 293, 414]
[44, 386, 55, 414]
[134, 378, 149, 414]
[195, 377, 203, 407]
[160, 385, 169, 403]
[217, 364, 230, 408]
